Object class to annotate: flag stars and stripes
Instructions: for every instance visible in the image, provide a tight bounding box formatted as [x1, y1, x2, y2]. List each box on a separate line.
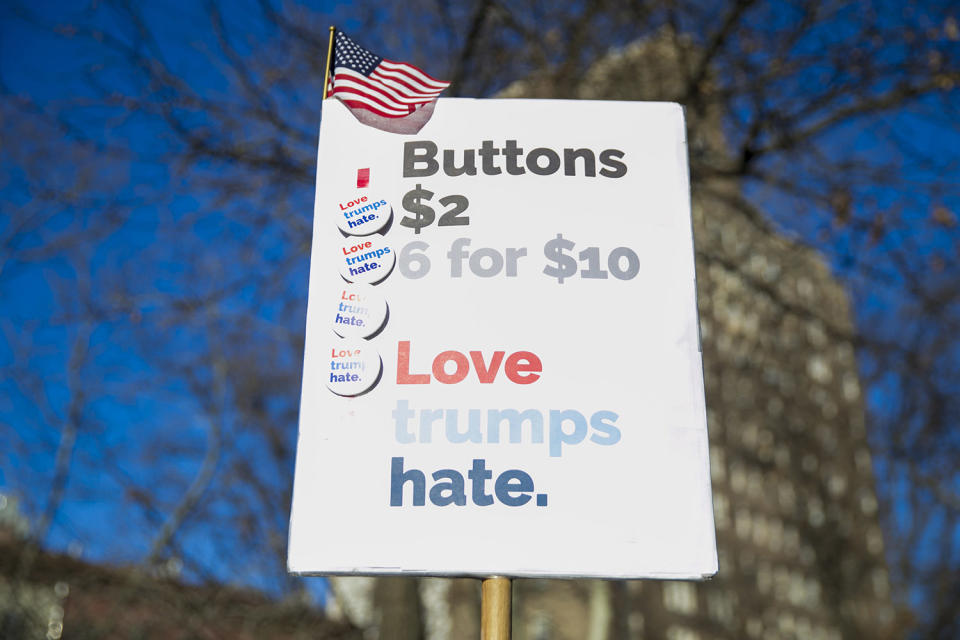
[334, 31, 381, 75]
[328, 30, 450, 120]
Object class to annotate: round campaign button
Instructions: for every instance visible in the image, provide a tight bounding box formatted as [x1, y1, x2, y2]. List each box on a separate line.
[335, 193, 392, 236]
[338, 236, 395, 284]
[324, 340, 382, 396]
[331, 283, 388, 339]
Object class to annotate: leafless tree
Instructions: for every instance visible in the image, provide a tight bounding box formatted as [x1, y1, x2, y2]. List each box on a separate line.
[2, 1, 958, 638]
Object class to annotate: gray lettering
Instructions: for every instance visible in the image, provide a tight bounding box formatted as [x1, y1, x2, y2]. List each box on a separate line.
[526, 147, 561, 175]
[443, 149, 477, 176]
[403, 141, 439, 177]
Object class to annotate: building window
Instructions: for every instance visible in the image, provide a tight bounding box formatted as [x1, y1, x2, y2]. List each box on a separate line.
[742, 422, 758, 448]
[714, 493, 730, 530]
[774, 445, 791, 470]
[706, 409, 720, 433]
[807, 355, 832, 383]
[778, 482, 796, 512]
[735, 508, 751, 540]
[666, 626, 700, 640]
[828, 473, 847, 497]
[757, 562, 772, 595]
[859, 490, 878, 515]
[820, 399, 839, 420]
[757, 428, 775, 463]
[766, 396, 784, 417]
[752, 514, 769, 547]
[710, 446, 726, 482]
[717, 548, 732, 573]
[527, 611, 551, 640]
[787, 575, 821, 608]
[663, 582, 698, 615]
[773, 566, 791, 601]
[778, 612, 796, 636]
[783, 526, 800, 553]
[768, 517, 784, 552]
[707, 591, 735, 625]
[731, 463, 747, 493]
[807, 497, 825, 527]
[747, 470, 765, 501]
[872, 569, 890, 597]
[842, 372, 861, 401]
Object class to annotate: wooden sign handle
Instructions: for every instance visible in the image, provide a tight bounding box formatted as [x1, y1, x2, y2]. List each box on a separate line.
[481, 576, 512, 640]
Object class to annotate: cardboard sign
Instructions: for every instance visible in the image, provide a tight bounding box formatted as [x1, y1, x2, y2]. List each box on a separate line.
[288, 99, 717, 579]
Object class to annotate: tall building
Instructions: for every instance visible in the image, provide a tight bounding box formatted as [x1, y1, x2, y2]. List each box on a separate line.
[331, 31, 899, 640]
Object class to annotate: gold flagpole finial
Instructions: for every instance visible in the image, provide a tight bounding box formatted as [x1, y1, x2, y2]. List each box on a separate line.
[323, 26, 335, 101]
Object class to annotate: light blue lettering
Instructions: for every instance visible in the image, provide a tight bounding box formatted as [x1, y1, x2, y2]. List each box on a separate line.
[590, 410, 621, 446]
[549, 409, 587, 457]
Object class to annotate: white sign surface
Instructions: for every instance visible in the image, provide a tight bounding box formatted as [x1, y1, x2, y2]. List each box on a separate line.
[288, 99, 717, 579]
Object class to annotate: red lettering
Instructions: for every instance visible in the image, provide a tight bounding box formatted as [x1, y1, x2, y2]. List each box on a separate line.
[433, 351, 469, 384]
[396, 342, 540, 384]
[396, 341, 430, 384]
[505, 351, 542, 384]
[342, 241, 372, 255]
[470, 351, 505, 383]
[339, 196, 369, 209]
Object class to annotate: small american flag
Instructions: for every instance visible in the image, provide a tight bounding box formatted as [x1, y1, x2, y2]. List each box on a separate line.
[328, 30, 450, 120]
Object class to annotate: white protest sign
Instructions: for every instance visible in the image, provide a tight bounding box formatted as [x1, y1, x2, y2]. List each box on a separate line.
[288, 99, 717, 579]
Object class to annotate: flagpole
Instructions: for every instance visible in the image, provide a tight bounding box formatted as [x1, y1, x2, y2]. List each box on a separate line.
[481, 576, 511, 639]
[322, 25, 335, 100]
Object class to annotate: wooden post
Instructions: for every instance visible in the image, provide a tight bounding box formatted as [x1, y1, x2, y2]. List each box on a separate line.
[481, 576, 512, 640]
